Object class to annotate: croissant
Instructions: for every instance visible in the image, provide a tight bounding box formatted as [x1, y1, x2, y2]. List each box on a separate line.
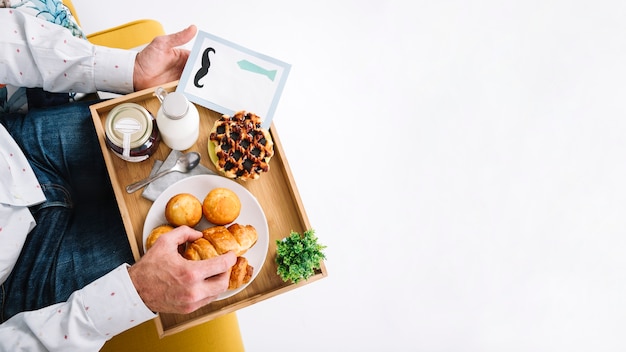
[227, 224, 258, 254]
[184, 238, 218, 260]
[229, 256, 254, 290]
[183, 224, 258, 289]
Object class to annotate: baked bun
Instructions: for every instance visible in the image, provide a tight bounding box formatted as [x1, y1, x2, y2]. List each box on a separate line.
[183, 224, 258, 289]
[208, 111, 274, 180]
[165, 193, 203, 227]
[183, 225, 257, 259]
[229, 256, 253, 290]
[146, 224, 174, 250]
[184, 237, 218, 260]
[201, 226, 241, 255]
[227, 223, 258, 255]
[202, 188, 241, 225]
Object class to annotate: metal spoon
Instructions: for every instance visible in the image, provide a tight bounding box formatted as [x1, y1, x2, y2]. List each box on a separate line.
[126, 152, 201, 193]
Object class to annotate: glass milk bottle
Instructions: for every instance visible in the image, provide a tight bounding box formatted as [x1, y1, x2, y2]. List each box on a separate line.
[154, 87, 199, 150]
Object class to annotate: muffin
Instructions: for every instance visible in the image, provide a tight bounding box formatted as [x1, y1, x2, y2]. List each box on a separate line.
[165, 193, 203, 227]
[202, 188, 241, 225]
[146, 224, 175, 250]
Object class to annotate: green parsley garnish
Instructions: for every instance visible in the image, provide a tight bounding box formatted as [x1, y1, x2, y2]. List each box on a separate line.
[275, 229, 326, 283]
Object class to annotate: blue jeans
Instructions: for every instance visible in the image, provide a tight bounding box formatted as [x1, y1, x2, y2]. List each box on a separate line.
[0, 100, 134, 322]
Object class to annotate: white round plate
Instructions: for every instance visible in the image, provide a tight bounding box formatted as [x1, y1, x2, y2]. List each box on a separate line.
[142, 174, 269, 300]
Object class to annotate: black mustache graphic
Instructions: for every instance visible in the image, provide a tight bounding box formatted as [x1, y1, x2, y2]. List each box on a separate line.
[194, 47, 216, 88]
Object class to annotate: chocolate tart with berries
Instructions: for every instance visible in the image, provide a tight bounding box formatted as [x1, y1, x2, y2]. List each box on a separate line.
[208, 111, 274, 180]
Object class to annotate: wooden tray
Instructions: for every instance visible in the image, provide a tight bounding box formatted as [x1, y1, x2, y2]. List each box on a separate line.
[90, 81, 327, 337]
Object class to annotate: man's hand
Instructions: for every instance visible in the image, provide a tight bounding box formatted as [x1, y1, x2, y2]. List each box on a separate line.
[133, 25, 198, 91]
[128, 225, 236, 314]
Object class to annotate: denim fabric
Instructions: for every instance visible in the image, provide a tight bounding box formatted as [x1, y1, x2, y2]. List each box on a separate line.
[0, 100, 134, 322]
[26, 88, 70, 109]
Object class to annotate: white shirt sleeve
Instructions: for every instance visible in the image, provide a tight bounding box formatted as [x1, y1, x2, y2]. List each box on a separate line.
[0, 9, 136, 94]
[0, 8, 156, 351]
[0, 264, 156, 352]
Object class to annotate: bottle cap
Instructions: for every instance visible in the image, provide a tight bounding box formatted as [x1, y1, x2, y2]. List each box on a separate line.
[162, 92, 189, 120]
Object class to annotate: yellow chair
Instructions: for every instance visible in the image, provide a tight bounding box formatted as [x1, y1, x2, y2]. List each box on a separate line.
[87, 19, 166, 49]
[63, 0, 166, 49]
[62, 1, 245, 351]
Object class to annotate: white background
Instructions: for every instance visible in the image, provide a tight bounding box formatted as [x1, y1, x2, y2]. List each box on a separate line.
[74, 1, 626, 351]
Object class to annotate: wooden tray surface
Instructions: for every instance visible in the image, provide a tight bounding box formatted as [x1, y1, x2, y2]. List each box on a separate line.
[90, 81, 327, 337]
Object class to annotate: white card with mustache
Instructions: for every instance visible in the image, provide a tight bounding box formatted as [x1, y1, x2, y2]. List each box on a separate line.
[177, 30, 291, 129]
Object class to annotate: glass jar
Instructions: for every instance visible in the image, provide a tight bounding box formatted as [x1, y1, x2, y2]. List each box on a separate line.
[104, 103, 160, 162]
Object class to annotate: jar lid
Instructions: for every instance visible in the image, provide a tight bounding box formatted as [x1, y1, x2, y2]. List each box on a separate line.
[162, 92, 189, 120]
[105, 103, 154, 149]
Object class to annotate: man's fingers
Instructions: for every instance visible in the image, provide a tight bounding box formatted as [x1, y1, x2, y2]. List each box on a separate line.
[191, 251, 237, 279]
[152, 225, 202, 249]
[163, 25, 197, 48]
[180, 256, 235, 312]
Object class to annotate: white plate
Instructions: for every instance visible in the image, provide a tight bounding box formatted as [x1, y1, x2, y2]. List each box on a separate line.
[142, 174, 269, 300]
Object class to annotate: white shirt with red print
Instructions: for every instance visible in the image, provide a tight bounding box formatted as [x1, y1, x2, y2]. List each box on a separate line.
[0, 8, 156, 352]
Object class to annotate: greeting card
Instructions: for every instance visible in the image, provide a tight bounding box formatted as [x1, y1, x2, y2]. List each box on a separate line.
[177, 31, 291, 129]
